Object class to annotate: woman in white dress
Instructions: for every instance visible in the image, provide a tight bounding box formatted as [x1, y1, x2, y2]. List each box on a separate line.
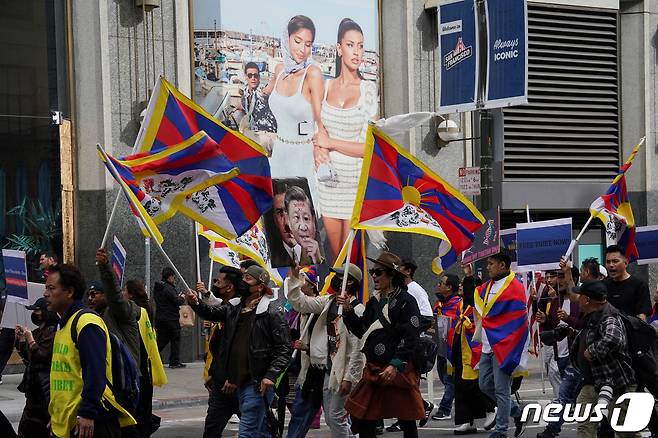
[263, 15, 326, 205]
[313, 18, 378, 259]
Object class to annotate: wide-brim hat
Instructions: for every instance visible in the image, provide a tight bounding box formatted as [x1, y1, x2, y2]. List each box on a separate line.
[330, 263, 363, 283]
[367, 251, 403, 273]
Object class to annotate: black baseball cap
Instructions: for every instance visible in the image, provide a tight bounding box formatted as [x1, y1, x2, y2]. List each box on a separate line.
[25, 298, 48, 311]
[572, 280, 607, 301]
[88, 281, 105, 293]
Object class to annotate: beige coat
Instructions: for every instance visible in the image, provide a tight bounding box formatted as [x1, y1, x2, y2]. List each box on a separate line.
[285, 276, 365, 392]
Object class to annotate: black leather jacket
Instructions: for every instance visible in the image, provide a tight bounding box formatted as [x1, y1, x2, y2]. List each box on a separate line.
[191, 293, 291, 385]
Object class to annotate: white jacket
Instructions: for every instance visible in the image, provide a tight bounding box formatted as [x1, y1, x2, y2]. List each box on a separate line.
[285, 276, 365, 392]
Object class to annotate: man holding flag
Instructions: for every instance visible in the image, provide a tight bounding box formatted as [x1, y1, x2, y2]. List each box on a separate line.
[475, 252, 529, 438]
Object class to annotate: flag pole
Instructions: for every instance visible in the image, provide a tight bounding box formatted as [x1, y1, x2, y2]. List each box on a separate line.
[526, 204, 545, 394]
[564, 215, 593, 259]
[337, 229, 356, 316]
[98, 144, 192, 292]
[194, 222, 202, 282]
[207, 258, 214, 289]
[145, 237, 151, 297]
[100, 195, 121, 248]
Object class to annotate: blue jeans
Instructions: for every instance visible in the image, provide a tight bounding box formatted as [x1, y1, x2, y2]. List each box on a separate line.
[286, 386, 320, 438]
[237, 382, 274, 438]
[546, 365, 582, 435]
[436, 356, 455, 414]
[478, 352, 521, 433]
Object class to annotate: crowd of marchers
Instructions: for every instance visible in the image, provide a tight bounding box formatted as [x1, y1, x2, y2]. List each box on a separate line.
[1, 244, 657, 438]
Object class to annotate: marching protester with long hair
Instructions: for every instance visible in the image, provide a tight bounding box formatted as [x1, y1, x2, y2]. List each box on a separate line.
[123, 279, 168, 437]
[337, 251, 425, 438]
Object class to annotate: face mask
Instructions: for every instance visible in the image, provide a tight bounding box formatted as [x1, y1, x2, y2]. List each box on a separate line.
[210, 284, 222, 297]
[238, 281, 253, 298]
[31, 313, 43, 326]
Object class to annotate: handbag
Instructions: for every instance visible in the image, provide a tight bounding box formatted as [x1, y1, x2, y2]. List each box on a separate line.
[179, 305, 196, 327]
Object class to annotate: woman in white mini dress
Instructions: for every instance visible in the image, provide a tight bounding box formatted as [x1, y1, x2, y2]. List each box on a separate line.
[263, 15, 326, 207]
[313, 18, 378, 259]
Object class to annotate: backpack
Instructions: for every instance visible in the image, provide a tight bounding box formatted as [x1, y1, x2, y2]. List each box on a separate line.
[71, 310, 141, 413]
[617, 312, 658, 387]
[415, 333, 439, 374]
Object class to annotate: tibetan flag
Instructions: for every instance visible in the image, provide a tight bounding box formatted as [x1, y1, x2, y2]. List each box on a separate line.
[98, 146, 165, 244]
[474, 271, 530, 375]
[320, 229, 369, 303]
[203, 221, 284, 287]
[111, 236, 127, 286]
[438, 294, 461, 372]
[134, 77, 273, 239]
[122, 131, 240, 226]
[589, 138, 644, 261]
[351, 126, 484, 275]
[457, 303, 482, 380]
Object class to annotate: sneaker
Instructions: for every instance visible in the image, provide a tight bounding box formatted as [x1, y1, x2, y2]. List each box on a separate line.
[536, 429, 557, 438]
[375, 425, 385, 435]
[432, 411, 452, 421]
[455, 422, 477, 435]
[514, 415, 526, 438]
[168, 363, 187, 369]
[484, 409, 497, 431]
[386, 422, 401, 432]
[420, 402, 435, 427]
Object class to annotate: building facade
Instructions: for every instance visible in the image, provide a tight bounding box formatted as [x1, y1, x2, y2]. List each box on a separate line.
[1, 0, 656, 361]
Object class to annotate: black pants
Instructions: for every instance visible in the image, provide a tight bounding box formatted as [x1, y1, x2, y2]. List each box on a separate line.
[17, 396, 49, 438]
[204, 380, 240, 438]
[155, 320, 181, 365]
[0, 328, 15, 377]
[134, 374, 155, 437]
[355, 419, 417, 438]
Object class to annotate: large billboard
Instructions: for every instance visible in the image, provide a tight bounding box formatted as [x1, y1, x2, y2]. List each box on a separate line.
[193, 0, 381, 263]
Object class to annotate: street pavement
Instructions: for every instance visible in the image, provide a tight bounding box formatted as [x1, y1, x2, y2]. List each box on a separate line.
[0, 360, 639, 438]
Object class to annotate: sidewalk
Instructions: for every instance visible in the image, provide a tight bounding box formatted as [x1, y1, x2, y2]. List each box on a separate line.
[0, 361, 209, 424]
[1, 358, 546, 424]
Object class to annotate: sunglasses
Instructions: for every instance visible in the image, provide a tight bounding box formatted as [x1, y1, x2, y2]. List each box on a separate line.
[369, 268, 387, 278]
[246, 73, 260, 79]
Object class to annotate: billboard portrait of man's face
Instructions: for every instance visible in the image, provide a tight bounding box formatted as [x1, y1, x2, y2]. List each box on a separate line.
[265, 178, 323, 268]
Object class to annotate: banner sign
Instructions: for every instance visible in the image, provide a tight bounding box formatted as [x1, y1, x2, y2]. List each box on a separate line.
[636, 225, 658, 265]
[112, 236, 127, 286]
[437, 0, 479, 113]
[1, 282, 44, 329]
[2, 249, 29, 304]
[484, 0, 528, 109]
[500, 228, 517, 270]
[463, 207, 499, 264]
[516, 218, 572, 272]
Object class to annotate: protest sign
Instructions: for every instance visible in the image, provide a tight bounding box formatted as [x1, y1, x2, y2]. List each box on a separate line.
[112, 236, 127, 286]
[2, 249, 29, 304]
[636, 225, 658, 265]
[463, 207, 499, 264]
[516, 218, 572, 272]
[1, 282, 44, 329]
[500, 228, 517, 270]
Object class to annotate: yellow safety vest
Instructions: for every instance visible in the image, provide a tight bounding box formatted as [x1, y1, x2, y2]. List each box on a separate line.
[203, 323, 220, 382]
[49, 310, 136, 438]
[137, 307, 168, 387]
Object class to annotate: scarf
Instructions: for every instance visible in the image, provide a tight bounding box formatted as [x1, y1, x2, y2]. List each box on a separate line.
[280, 27, 313, 79]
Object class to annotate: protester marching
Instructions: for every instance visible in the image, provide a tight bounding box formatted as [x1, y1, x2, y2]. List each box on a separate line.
[3, 3, 658, 437]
